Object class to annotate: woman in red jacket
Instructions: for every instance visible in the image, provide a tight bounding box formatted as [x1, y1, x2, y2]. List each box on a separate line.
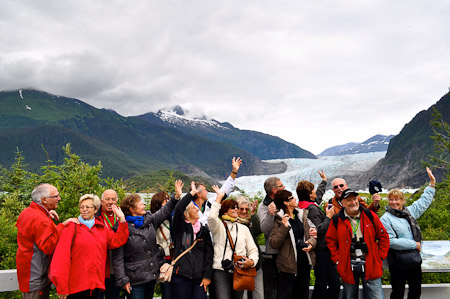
[50, 194, 129, 299]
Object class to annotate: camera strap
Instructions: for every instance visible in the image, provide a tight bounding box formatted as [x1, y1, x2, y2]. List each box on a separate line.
[222, 221, 238, 261]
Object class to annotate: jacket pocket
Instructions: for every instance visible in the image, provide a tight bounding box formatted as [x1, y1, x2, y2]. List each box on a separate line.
[125, 261, 149, 284]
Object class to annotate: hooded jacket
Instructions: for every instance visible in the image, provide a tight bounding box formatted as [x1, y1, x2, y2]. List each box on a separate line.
[16, 202, 65, 292]
[50, 219, 129, 295]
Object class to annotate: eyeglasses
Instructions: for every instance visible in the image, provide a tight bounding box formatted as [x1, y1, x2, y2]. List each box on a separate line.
[275, 184, 284, 189]
[46, 194, 60, 199]
[103, 197, 117, 202]
[239, 207, 249, 212]
[333, 184, 345, 190]
[230, 206, 238, 210]
[288, 196, 295, 201]
[80, 206, 95, 210]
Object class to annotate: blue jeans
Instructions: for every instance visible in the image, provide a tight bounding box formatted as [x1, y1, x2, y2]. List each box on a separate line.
[342, 271, 383, 299]
[129, 280, 157, 299]
[171, 274, 207, 299]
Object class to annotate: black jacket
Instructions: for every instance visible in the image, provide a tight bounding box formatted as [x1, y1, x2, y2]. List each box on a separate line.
[112, 197, 177, 287]
[172, 193, 213, 280]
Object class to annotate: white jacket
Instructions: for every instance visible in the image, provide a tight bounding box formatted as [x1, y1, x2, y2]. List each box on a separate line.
[208, 201, 259, 270]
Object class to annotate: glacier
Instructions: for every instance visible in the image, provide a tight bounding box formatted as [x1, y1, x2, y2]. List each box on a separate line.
[232, 152, 387, 196]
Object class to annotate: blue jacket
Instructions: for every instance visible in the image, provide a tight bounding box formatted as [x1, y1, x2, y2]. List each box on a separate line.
[380, 186, 435, 251]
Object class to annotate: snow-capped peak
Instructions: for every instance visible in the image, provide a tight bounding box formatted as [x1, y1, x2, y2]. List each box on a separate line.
[156, 107, 229, 130]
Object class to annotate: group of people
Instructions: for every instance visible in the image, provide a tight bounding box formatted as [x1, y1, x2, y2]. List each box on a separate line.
[15, 156, 436, 299]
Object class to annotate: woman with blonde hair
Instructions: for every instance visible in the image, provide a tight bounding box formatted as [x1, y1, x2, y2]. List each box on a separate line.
[51, 194, 129, 298]
[171, 181, 213, 299]
[380, 167, 436, 299]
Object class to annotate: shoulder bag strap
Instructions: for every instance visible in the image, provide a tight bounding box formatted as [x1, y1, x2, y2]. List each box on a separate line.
[171, 239, 199, 265]
[222, 221, 238, 256]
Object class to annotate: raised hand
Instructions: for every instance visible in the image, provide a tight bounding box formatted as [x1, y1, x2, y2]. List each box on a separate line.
[189, 181, 198, 196]
[372, 193, 381, 207]
[250, 200, 258, 216]
[232, 157, 243, 173]
[174, 179, 184, 199]
[212, 185, 225, 203]
[112, 205, 125, 222]
[426, 167, 436, 186]
[318, 170, 327, 181]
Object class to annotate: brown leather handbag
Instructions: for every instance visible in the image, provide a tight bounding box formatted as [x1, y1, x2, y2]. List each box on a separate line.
[223, 221, 257, 291]
[233, 254, 257, 291]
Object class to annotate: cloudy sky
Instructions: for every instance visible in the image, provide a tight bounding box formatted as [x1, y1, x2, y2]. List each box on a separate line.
[1, 0, 449, 155]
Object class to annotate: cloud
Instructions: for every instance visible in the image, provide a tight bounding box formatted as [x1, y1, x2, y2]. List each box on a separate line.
[1, 0, 449, 154]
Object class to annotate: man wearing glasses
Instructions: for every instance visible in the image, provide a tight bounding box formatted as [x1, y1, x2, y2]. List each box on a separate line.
[16, 184, 77, 299]
[257, 177, 285, 299]
[96, 189, 121, 299]
[329, 178, 380, 214]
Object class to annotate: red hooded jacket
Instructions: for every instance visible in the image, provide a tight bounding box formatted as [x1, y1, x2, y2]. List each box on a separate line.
[50, 218, 128, 295]
[16, 202, 65, 292]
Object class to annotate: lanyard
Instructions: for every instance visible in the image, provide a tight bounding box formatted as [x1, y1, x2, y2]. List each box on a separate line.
[193, 201, 204, 212]
[103, 212, 116, 229]
[350, 218, 360, 235]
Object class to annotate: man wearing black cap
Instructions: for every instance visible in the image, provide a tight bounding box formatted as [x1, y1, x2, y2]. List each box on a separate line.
[326, 189, 389, 299]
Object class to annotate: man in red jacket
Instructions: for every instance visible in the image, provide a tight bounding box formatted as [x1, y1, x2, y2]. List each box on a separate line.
[16, 183, 77, 299]
[326, 189, 389, 299]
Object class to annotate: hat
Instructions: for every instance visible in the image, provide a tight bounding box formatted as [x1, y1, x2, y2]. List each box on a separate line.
[339, 189, 359, 201]
[368, 180, 382, 195]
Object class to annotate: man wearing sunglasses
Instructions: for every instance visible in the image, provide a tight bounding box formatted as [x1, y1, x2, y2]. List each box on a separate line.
[329, 178, 380, 214]
[16, 184, 77, 299]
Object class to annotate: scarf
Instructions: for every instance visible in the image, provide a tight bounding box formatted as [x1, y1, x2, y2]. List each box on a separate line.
[385, 206, 422, 242]
[184, 219, 201, 240]
[125, 215, 144, 228]
[237, 216, 250, 226]
[78, 215, 95, 229]
[298, 200, 318, 209]
[221, 215, 237, 222]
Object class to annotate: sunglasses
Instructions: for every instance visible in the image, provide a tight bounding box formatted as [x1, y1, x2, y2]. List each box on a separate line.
[333, 184, 345, 190]
[230, 206, 238, 210]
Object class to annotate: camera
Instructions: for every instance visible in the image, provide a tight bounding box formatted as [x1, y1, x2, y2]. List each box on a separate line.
[237, 258, 246, 268]
[222, 259, 234, 272]
[350, 236, 368, 256]
[297, 239, 309, 249]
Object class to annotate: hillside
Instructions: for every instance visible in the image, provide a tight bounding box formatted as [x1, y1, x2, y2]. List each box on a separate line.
[134, 107, 316, 160]
[319, 134, 394, 156]
[360, 92, 450, 188]
[0, 89, 286, 179]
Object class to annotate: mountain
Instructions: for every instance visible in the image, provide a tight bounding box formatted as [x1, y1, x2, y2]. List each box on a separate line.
[0, 89, 286, 179]
[357, 92, 450, 189]
[318, 134, 394, 156]
[134, 107, 316, 160]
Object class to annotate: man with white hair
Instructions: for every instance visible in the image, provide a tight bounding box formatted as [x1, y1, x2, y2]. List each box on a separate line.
[329, 178, 380, 214]
[96, 189, 121, 299]
[16, 183, 77, 299]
